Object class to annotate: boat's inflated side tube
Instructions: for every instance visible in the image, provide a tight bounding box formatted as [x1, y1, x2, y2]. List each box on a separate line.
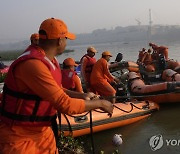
[145, 64, 155, 72]
[167, 59, 180, 70]
[128, 72, 179, 94]
[109, 61, 139, 72]
[162, 69, 180, 81]
[127, 61, 139, 72]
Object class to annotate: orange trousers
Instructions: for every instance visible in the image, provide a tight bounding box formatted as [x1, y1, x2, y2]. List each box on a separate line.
[0, 121, 58, 154]
[91, 81, 116, 96]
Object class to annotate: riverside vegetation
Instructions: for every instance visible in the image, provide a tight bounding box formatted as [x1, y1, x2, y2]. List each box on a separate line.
[0, 49, 74, 61]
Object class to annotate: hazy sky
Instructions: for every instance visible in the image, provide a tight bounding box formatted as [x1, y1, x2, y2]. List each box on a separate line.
[0, 0, 180, 43]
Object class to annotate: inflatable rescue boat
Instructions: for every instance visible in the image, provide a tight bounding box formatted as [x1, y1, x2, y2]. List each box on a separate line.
[58, 100, 159, 137]
[128, 72, 180, 103]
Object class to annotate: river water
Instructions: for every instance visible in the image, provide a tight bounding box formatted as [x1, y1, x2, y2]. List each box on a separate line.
[3, 41, 180, 154]
[57, 40, 180, 63]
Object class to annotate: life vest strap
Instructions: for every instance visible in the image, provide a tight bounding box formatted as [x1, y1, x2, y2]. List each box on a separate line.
[3, 84, 41, 100]
[1, 84, 45, 122]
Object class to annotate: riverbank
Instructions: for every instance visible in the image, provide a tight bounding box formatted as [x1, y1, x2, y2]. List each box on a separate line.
[0, 49, 74, 61]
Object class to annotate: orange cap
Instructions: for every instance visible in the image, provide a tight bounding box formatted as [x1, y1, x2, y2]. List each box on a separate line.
[87, 46, 97, 53]
[63, 58, 78, 66]
[39, 18, 76, 40]
[30, 33, 39, 40]
[102, 51, 112, 57]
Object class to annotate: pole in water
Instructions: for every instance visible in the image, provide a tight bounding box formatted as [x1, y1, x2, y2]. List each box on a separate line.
[90, 111, 95, 154]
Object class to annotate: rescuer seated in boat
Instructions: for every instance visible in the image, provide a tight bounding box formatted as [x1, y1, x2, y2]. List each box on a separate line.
[62, 58, 84, 93]
[149, 42, 169, 61]
[90, 51, 120, 104]
[110, 52, 123, 65]
[115, 53, 123, 62]
[149, 42, 159, 61]
[80, 46, 97, 92]
[141, 49, 155, 72]
[137, 48, 146, 64]
[157, 46, 169, 61]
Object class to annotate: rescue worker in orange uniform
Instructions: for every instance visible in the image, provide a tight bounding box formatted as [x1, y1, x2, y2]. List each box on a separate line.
[30, 33, 39, 46]
[23, 33, 39, 54]
[141, 49, 152, 65]
[141, 49, 155, 72]
[149, 42, 159, 61]
[90, 51, 120, 104]
[157, 46, 169, 60]
[0, 18, 113, 154]
[80, 46, 97, 92]
[149, 43, 169, 61]
[62, 58, 83, 93]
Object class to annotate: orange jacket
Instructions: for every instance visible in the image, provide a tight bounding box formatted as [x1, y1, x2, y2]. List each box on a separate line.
[90, 58, 114, 85]
[0, 46, 85, 127]
[157, 46, 168, 60]
[62, 69, 83, 93]
[137, 51, 145, 63]
[81, 54, 96, 83]
[141, 52, 153, 65]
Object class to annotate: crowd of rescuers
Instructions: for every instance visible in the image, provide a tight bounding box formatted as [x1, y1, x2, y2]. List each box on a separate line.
[0, 17, 114, 153]
[137, 42, 169, 72]
[61, 47, 121, 104]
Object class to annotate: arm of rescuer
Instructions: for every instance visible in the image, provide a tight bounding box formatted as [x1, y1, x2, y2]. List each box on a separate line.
[81, 57, 89, 86]
[141, 52, 148, 64]
[14, 59, 113, 115]
[73, 74, 84, 93]
[104, 61, 120, 84]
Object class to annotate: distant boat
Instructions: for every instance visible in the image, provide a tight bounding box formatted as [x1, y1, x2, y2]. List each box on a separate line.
[63, 49, 74, 53]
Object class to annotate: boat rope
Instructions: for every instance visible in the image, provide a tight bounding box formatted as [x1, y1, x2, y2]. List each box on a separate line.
[60, 99, 150, 134]
[59, 100, 150, 153]
[62, 114, 73, 136]
[67, 111, 90, 118]
[90, 111, 95, 154]
[113, 100, 149, 113]
[59, 111, 95, 153]
[113, 103, 133, 113]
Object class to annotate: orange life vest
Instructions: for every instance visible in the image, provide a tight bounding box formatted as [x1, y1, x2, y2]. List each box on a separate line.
[143, 53, 153, 65]
[61, 69, 76, 90]
[137, 51, 145, 63]
[0, 46, 61, 126]
[80, 54, 96, 73]
[158, 46, 168, 60]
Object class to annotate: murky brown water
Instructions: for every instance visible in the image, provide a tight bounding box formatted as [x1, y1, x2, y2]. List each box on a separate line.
[82, 103, 180, 154]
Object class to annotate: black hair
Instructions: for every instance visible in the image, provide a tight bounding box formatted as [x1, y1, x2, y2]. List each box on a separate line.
[63, 63, 70, 69]
[115, 53, 123, 62]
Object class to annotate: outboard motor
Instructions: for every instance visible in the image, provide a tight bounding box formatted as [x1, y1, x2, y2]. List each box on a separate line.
[116, 82, 127, 96]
